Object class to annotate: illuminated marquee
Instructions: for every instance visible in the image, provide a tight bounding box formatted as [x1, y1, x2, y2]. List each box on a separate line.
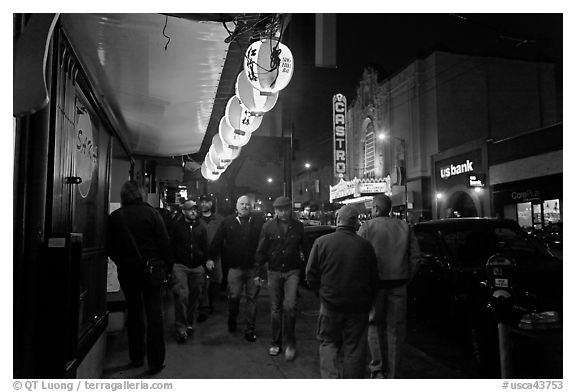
[333, 93, 347, 178]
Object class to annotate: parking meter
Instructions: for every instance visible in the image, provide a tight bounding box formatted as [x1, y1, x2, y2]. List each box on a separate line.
[485, 253, 517, 378]
[485, 254, 516, 322]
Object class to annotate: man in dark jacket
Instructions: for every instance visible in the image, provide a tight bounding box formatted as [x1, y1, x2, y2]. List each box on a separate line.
[209, 195, 265, 342]
[107, 180, 173, 375]
[197, 194, 225, 321]
[255, 196, 309, 360]
[306, 205, 379, 378]
[170, 200, 208, 343]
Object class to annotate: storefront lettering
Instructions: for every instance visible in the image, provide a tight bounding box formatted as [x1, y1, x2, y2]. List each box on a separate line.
[440, 159, 474, 179]
[511, 189, 541, 201]
[75, 108, 98, 198]
[76, 129, 98, 165]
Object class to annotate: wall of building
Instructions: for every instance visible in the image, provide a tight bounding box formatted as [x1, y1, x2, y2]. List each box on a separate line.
[435, 52, 559, 151]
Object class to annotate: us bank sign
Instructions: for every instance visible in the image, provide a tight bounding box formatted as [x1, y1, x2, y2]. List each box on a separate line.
[333, 93, 347, 178]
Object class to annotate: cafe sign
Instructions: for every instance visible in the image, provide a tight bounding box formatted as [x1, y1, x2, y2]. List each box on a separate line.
[333, 93, 347, 178]
[75, 106, 98, 198]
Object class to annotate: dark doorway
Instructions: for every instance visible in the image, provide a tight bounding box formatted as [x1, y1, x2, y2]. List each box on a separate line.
[448, 191, 478, 217]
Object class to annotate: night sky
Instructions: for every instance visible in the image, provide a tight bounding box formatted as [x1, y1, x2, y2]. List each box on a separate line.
[283, 13, 562, 168]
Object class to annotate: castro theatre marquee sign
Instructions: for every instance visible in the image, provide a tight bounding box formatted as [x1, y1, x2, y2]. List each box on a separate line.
[330, 176, 391, 203]
[333, 93, 347, 178]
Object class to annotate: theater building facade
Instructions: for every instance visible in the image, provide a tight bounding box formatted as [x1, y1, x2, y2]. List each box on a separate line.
[341, 51, 561, 224]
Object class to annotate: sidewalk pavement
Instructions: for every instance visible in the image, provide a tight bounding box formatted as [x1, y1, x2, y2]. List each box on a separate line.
[102, 283, 469, 379]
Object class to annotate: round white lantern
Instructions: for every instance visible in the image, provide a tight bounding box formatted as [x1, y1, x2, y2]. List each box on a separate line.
[243, 39, 294, 93]
[208, 145, 232, 169]
[225, 96, 263, 134]
[204, 154, 222, 174]
[235, 71, 279, 115]
[219, 116, 251, 147]
[212, 133, 241, 160]
[201, 161, 220, 181]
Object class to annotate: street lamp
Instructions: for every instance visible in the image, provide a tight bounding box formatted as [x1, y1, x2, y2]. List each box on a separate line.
[304, 162, 313, 202]
[379, 133, 409, 222]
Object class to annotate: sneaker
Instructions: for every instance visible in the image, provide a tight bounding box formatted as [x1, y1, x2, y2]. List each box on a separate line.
[147, 365, 165, 375]
[268, 346, 280, 356]
[131, 359, 144, 368]
[227, 318, 237, 332]
[244, 332, 257, 342]
[186, 326, 194, 336]
[176, 334, 187, 344]
[370, 370, 385, 379]
[284, 346, 296, 361]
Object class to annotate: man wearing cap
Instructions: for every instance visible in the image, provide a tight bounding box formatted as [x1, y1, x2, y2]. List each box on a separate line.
[357, 194, 421, 379]
[197, 194, 225, 321]
[210, 195, 265, 342]
[255, 196, 309, 361]
[306, 205, 379, 378]
[170, 200, 208, 343]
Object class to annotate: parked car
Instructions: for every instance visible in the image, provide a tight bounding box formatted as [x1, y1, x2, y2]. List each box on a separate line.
[409, 218, 562, 376]
[532, 221, 563, 251]
[300, 225, 337, 287]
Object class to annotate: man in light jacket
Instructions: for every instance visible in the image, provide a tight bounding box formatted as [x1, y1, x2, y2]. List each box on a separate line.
[358, 194, 421, 379]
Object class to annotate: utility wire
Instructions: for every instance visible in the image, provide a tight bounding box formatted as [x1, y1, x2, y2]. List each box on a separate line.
[162, 15, 171, 51]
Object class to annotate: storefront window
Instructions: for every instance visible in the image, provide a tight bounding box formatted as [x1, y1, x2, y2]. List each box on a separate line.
[543, 199, 561, 225]
[517, 202, 533, 230]
[533, 203, 542, 230]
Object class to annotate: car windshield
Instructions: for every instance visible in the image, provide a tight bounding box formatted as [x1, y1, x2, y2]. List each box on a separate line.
[439, 223, 552, 266]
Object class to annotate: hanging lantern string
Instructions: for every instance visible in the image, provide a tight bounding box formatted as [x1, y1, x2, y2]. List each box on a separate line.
[267, 18, 284, 88]
[223, 14, 286, 74]
[221, 14, 277, 44]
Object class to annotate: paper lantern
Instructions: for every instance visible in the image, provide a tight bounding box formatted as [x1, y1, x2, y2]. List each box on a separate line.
[225, 96, 263, 134]
[243, 39, 293, 93]
[204, 154, 222, 174]
[208, 145, 232, 169]
[201, 161, 220, 181]
[235, 71, 278, 115]
[219, 116, 251, 147]
[212, 133, 241, 160]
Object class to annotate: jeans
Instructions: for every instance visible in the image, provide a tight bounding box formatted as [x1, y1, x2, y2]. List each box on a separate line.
[267, 269, 300, 349]
[172, 264, 205, 336]
[227, 267, 260, 333]
[199, 257, 223, 313]
[118, 269, 165, 370]
[316, 303, 369, 379]
[367, 285, 407, 378]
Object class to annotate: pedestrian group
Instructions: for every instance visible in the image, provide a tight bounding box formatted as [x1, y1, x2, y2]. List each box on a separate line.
[107, 180, 421, 378]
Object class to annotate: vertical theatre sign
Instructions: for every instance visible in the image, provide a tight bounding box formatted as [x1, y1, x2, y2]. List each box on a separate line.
[333, 93, 347, 178]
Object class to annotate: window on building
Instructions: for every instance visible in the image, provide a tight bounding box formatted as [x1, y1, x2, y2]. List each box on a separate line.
[543, 199, 561, 225]
[364, 120, 375, 177]
[517, 202, 533, 230]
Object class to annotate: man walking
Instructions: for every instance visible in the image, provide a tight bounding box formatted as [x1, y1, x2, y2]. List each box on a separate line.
[107, 181, 173, 375]
[209, 195, 265, 342]
[358, 194, 421, 379]
[170, 200, 208, 343]
[256, 196, 309, 361]
[197, 194, 225, 321]
[306, 205, 379, 378]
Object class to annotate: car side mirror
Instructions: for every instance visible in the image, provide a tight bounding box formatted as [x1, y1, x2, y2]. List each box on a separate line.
[421, 253, 441, 266]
